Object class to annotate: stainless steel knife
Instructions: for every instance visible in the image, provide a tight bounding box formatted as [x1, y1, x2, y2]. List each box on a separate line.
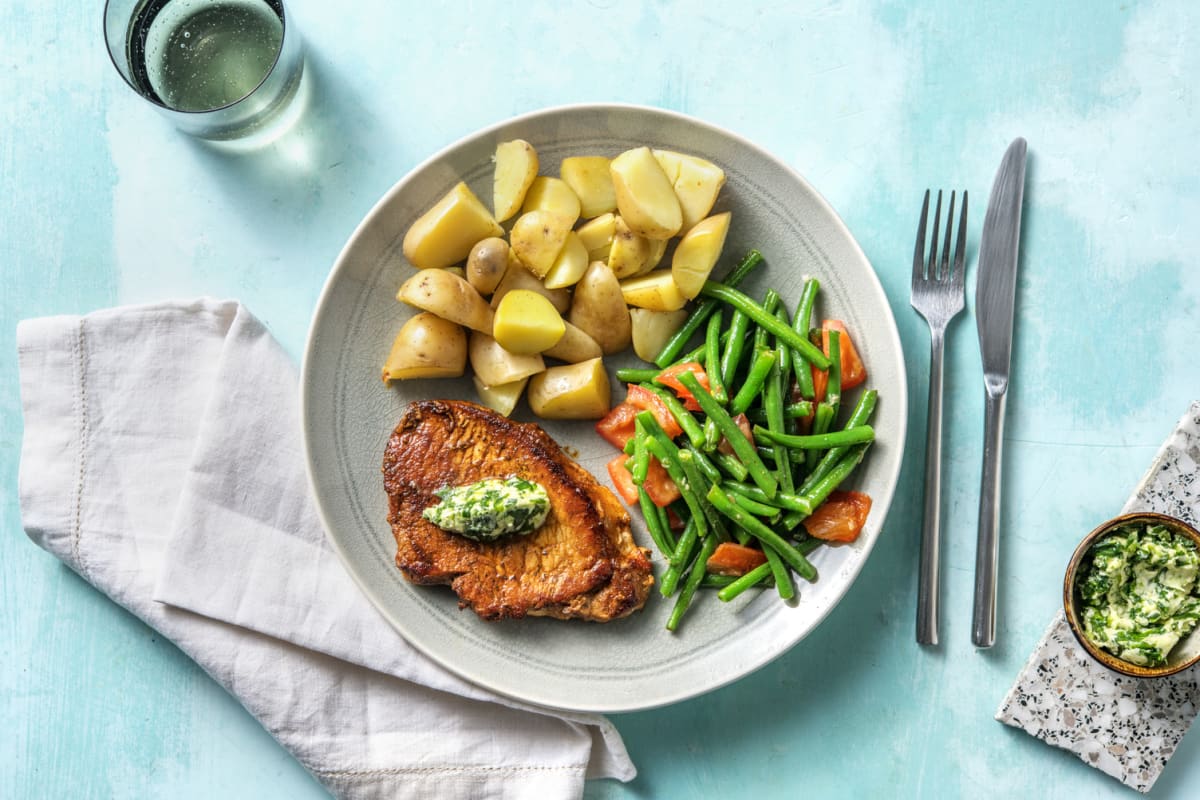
[971, 137, 1027, 648]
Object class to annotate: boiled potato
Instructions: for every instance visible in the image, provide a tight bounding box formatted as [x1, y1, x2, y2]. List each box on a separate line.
[527, 358, 611, 420]
[619, 269, 687, 311]
[493, 290, 566, 355]
[493, 139, 539, 222]
[402, 182, 504, 270]
[569, 261, 632, 354]
[641, 238, 669, 276]
[543, 231, 589, 289]
[509, 209, 575, 278]
[381, 313, 466, 382]
[577, 212, 617, 262]
[520, 176, 581, 224]
[396, 269, 494, 333]
[469, 331, 545, 386]
[472, 375, 528, 417]
[466, 237, 510, 295]
[671, 211, 731, 299]
[630, 308, 690, 362]
[653, 150, 726, 233]
[543, 320, 603, 363]
[560, 156, 616, 218]
[490, 257, 570, 313]
[610, 146, 682, 240]
[608, 215, 655, 279]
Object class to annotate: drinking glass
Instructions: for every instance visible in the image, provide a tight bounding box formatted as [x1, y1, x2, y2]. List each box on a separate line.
[104, 0, 305, 141]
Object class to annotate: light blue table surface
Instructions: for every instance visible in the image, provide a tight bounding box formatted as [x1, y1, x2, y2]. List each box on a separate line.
[4, 1, 1200, 797]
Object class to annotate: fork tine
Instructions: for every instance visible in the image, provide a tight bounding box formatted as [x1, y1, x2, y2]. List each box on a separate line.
[939, 191, 956, 280]
[912, 189, 930, 283]
[926, 190, 943, 280]
[952, 190, 968, 285]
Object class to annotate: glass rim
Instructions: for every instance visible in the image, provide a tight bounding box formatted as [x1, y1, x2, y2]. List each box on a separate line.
[103, 0, 291, 116]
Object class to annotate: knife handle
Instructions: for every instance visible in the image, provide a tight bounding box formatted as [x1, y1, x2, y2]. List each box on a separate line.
[916, 329, 947, 646]
[972, 389, 1007, 648]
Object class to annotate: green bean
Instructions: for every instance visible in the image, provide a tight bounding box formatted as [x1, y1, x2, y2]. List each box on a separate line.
[774, 304, 794, 387]
[720, 307, 751, 388]
[801, 443, 870, 510]
[667, 535, 719, 631]
[826, 328, 842, 414]
[678, 449, 727, 542]
[707, 486, 817, 581]
[806, 402, 836, 472]
[709, 452, 746, 484]
[659, 516, 698, 597]
[764, 338, 793, 495]
[746, 402, 815, 424]
[763, 544, 795, 600]
[616, 367, 662, 383]
[682, 442, 722, 485]
[638, 485, 675, 558]
[728, 349, 777, 416]
[798, 390, 877, 494]
[753, 290, 781, 355]
[701, 573, 741, 589]
[700, 281, 831, 370]
[724, 491, 780, 520]
[642, 382, 705, 449]
[717, 562, 774, 602]
[652, 502, 677, 554]
[644, 433, 708, 544]
[723, 482, 812, 515]
[754, 424, 875, 450]
[654, 250, 764, 367]
[705, 311, 728, 404]
[677, 371, 778, 498]
[630, 423, 650, 484]
[791, 279, 819, 399]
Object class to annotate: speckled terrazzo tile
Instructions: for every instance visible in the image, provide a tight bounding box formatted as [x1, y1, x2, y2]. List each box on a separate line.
[997, 401, 1200, 793]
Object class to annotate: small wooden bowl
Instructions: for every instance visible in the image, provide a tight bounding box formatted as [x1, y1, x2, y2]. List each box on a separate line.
[1063, 512, 1200, 678]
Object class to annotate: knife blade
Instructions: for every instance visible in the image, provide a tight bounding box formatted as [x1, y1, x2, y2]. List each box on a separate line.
[971, 137, 1027, 648]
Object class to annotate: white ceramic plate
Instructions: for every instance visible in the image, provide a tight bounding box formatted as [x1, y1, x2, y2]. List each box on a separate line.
[301, 104, 907, 713]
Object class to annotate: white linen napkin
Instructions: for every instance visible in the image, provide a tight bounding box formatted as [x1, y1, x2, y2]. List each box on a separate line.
[16, 297, 635, 800]
[996, 401, 1200, 793]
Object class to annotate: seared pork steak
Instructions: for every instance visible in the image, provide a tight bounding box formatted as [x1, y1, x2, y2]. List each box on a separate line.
[383, 399, 653, 621]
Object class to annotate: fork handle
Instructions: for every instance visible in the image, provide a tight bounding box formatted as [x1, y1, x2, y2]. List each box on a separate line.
[972, 389, 1007, 648]
[916, 328, 947, 645]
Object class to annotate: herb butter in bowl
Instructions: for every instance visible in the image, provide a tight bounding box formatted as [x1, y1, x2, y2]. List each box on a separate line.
[1064, 512, 1200, 678]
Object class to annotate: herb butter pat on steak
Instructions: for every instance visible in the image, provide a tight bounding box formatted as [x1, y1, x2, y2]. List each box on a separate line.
[383, 400, 654, 621]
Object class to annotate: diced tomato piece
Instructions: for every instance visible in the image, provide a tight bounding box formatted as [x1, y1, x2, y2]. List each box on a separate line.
[607, 454, 639, 504]
[643, 456, 681, 506]
[821, 320, 867, 390]
[656, 362, 710, 411]
[803, 490, 872, 543]
[596, 402, 639, 450]
[717, 413, 754, 456]
[626, 384, 683, 439]
[706, 542, 768, 576]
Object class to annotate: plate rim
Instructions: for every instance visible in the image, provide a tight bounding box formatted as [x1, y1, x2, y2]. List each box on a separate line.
[300, 101, 908, 713]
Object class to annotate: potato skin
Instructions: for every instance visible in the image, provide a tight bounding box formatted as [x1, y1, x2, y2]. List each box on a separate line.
[402, 182, 504, 270]
[466, 237, 510, 295]
[493, 139, 539, 222]
[468, 331, 546, 387]
[396, 269, 494, 333]
[610, 147, 683, 240]
[381, 313, 467, 382]
[568, 261, 632, 355]
[527, 358, 611, 420]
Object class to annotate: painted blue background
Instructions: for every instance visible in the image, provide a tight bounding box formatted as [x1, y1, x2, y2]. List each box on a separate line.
[4, 1, 1199, 797]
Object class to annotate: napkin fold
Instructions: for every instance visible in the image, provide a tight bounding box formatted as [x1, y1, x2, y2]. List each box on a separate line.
[17, 298, 635, 800]
[996, 401, 1200, 793]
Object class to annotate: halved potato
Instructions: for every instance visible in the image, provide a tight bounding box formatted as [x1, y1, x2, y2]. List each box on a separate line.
[489, 257, 570, 313]
[569, 261, 632, 354]
[493, 139, 539, 222]
[577, 212, 617, 262]
[509, 209, 575, 278]
[671, 211, 731, 299]
[381, 313, 467, 382]
[472, 375, 528, 417]
[630, 307, 690, 362]
[527, 357, 611, 420]
[543, 232, 589, 289]
[640, 237, 669, 276]
[402, 182, 504, 270]
[396, 269, 494, 332]
[619, 269, 687, 311]
[468, 330, 545, 387]
[520, 176, 581, 224]
[608, 215, 654, 279]
[610, 146, 682, 240]
[542, 320, 602, 363]
[493, 290, 566, 355]
[653, 150, 727, 233]
[560, 156, 616, 218]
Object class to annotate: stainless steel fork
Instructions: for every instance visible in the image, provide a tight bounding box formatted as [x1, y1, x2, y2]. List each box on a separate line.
[911, 189, 968, 646]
